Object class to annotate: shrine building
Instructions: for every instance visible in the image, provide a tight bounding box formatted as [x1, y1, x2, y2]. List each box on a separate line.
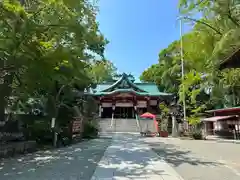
[90, 73, 172, 119]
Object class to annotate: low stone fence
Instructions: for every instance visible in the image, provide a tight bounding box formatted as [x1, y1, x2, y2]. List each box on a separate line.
[0, 132, 24, 142]
[0, 141, 36, 158]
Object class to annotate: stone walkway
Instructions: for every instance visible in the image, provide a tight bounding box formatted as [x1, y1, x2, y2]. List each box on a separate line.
[0, 138, 112, 180]
[91, 133, 184, 180]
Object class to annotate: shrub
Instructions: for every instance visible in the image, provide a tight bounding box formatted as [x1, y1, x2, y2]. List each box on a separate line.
[28, 120, 52, 144]
[160, 118, 169, 132]
[82, 121, 99, 138]
[191, 130, 203, 140]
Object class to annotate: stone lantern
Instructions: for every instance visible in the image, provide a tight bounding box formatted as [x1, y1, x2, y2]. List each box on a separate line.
[169, 96, 181, 137]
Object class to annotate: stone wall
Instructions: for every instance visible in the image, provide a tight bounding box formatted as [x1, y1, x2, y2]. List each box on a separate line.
[0, 141, 36, 158]
[0, 132, 24, 142]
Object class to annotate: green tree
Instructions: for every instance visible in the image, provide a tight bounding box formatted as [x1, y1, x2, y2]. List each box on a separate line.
[0, 0, 108, 122]
[140, 41, 181, 93]
[141, 0, 240, 125]
[89, 59, 117, 83]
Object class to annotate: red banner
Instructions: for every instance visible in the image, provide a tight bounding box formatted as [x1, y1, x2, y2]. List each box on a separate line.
[72, 118, 83, 133]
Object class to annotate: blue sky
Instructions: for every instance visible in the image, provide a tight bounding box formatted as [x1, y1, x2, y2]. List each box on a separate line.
[97, 0, 192, 82]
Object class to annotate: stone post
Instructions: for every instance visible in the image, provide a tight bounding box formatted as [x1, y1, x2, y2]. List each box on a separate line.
[172, 115, 178, 137]
[98, 105, 102, 117]
[112, 105, 115, 119]
[134, 105, 140, 129]
[134, 105, 137, 117]
[111, 105, 115, 128]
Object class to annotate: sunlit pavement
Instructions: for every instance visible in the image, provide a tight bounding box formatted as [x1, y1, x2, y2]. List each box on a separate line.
[143, 137, 240, 180]
[0, 138, 112, 180]
[91, 133, 184, 180]
[2, 134, 239, 180]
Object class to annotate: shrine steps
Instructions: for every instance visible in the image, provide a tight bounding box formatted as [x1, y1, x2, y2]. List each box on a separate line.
[98, 118, 140, 132]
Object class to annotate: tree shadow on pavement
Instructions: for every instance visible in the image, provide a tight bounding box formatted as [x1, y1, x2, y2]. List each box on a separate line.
[91, 134, 181, 180]
[148, 140, 223, 168]
[0, 137, 112, 180]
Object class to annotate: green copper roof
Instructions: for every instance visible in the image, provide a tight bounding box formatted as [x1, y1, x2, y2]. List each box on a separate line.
[94, 83, 112, 92]
[92, 73, 172, 97]
[135, 83, 160, 93]
[94, 88, 170, 96]
[101, 73, 146, 92]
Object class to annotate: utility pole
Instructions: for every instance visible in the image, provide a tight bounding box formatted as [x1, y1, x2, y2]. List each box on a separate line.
[179, 17, 188, 130]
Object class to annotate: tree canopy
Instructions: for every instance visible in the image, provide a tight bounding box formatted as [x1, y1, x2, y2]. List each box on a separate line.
[140, 0, 240, 124]
[0, 0, 116, 121]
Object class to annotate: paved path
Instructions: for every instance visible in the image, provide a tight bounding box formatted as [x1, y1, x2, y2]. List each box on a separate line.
[144, 137, 240, 180]
[5, 133, 237, 180]
[91, 133, 184, 180]
[0, 138, 112, 180]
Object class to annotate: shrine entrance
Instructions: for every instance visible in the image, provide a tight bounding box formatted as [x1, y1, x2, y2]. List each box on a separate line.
[94, 73, 173, 132]
[114, 107, 135, 119]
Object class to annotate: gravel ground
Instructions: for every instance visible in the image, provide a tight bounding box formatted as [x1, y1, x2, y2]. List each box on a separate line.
[0, 137, 112, 180]
[142, 137, 240, 180]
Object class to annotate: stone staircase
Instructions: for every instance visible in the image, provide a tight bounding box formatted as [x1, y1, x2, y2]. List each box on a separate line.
[98, 118, 113, 132]
[98, 118, 156, 133]
[98, 118, 140, 132]
[115, 118, 140, 132]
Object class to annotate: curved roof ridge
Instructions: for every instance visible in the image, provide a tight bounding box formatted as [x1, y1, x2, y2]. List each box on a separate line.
[94, 88, 172, 96]
[101, 73, 147, 92]
[107, 88, 143, 94]
[100, 74, 125, 92]
[135, 82, 156, 84]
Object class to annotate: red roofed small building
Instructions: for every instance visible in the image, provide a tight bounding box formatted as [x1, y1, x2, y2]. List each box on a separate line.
[203, 107, 240, 139]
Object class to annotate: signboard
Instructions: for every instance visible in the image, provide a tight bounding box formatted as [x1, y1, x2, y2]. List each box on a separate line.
[51, 118, 56, 128]
[101, 102, 112, 107]
[150, 100, 157, 106]
[72, 117, 83, 133]
[115, 93, 132, 98]
[116, 102, 133, 107]
[137, 101, 147, 108]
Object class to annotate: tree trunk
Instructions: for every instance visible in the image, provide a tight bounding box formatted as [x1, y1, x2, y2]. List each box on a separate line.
[0, 88, 5, 122]
[0, 72, 14, 122]
[46, 94, 58, 147]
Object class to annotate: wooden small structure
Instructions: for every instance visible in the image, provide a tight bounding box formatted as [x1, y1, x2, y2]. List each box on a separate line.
[139, 112, 158, 137]
[203, 107, 240, 139]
